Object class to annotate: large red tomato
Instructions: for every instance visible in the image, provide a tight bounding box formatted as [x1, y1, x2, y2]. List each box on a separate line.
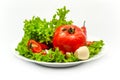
[53, 25, 86, 53]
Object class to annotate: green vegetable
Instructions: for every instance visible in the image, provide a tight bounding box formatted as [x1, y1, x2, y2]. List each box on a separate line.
[88, 40, 104, 58]
[33, 48, 78, 62]
[15, 6, 104, 63]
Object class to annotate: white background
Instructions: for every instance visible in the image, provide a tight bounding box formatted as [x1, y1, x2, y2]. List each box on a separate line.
[0, 0, 120, 80]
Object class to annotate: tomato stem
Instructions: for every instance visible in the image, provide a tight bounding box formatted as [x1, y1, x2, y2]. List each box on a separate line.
[68, 28, 75, 34]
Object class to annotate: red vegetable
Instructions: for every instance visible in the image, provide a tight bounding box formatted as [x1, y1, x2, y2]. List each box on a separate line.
[53, 25, 86, 53]
[86, 41, 94, 46]
[81, 21, 86, 36]
[28, 40, 49, 53]
[28, 40, 42, 53]
[39, 43, 49, 50]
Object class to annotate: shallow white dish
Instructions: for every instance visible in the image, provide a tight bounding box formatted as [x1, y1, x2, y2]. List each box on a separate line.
[13, 36, 106, 68]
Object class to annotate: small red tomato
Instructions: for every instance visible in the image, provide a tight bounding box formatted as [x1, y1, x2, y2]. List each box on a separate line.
[39, 43, 49, 50]
[53, 25, 86, 53]
[28, 40, 42, 53]
[86, 41, 94, 46]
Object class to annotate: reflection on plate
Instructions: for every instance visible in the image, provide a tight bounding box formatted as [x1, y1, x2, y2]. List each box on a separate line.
[13, 35, 106, 68]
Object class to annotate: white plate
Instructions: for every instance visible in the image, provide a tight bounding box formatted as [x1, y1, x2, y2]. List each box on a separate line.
[13, 36, 106, 68]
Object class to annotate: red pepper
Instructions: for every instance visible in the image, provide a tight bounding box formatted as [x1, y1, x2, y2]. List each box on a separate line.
[81, 21, 87, 36]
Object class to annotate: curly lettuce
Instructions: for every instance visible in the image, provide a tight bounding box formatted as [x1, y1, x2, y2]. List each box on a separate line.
[88, 40, 104, 58]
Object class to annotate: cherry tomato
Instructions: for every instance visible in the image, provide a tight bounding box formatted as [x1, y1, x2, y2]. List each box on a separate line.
[39, 43, 49, 50]
[86, 41, 94, 46]
[53, 25, 86, 53]
[28, 40, 42, 53]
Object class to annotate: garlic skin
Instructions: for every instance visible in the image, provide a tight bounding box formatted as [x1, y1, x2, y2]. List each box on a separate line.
[74, 46, 90, 60]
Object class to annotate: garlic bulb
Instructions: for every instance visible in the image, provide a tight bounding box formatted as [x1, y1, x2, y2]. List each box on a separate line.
[74, 46, 90, 60]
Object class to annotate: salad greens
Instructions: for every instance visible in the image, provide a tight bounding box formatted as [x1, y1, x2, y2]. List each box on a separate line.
[88, 40, 104, 58]
[16, 6, 104, 63]
[30, 48, 78, 62]
[23, 6, 72, 44]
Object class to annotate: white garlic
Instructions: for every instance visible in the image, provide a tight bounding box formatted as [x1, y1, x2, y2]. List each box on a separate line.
[74, 46, 90, 60]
